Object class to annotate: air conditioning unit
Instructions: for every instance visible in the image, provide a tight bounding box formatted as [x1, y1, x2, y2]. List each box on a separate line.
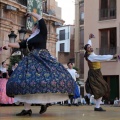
[5, 5, 17, 11]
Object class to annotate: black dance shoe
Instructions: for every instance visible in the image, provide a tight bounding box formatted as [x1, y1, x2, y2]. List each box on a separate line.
[68, 104, 71, 106]
[16, 109, 32, 116]
[74, 103, 79, 106]
[46, 103, 52, 107]
[94, 107, 106, 112]
[39, 105, 48, 114]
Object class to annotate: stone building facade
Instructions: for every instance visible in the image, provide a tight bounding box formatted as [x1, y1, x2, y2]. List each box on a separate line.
[0, 0, 64, 64]
[75, 0, 120, 100]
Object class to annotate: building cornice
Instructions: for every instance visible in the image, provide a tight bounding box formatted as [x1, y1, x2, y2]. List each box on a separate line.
[0, 1, 64, 25]
[1, 0, 27, 12]
[43, 13, 64, 24]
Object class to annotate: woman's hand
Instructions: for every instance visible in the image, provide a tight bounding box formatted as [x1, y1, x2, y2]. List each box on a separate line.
[25, 12, 32, 17]
[113, 54, 118, 58]
[89, 34, 95, 39]
[7, 43, 20, 48]
[3, 46, 8, 50]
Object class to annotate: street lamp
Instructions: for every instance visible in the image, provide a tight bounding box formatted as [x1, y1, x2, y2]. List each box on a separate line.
[8, 31, 17, 43]
[8, 27, 26, 58]
[18, 27, 27, 58]
[18, 27, 26, 41]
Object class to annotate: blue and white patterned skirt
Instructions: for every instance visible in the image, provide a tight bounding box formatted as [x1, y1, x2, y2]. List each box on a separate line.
[6, 49, 75, 104]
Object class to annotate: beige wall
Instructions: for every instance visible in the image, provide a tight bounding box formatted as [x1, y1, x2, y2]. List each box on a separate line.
[74, 0, 81, 67]
[55, 1, 61, 19]
[74, 0, 85, 79]
[84, 0, 120, 96]
[47, 0, 55, 11]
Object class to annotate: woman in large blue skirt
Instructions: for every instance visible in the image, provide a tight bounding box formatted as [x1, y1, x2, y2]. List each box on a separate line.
[5, 12, 75, 116]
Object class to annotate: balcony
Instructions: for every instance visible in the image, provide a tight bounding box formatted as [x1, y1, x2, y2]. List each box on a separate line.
[99, 8, 116, 21]
[80, 19, 84, 25]
[12, 0, 27, 6]
[96, 47, 119, 55]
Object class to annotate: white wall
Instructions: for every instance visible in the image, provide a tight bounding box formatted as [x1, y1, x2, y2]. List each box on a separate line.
[56, 26, 71, 58]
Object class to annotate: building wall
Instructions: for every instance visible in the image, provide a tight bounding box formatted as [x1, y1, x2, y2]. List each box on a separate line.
[56, 25, 75, 66]
[74, 0, 81, 68]
[74, 0, 84, 78]
[58, 39, 74, 65]
[56, 26, 71, 54]
[84, 0, 120, 96]
[55, 2, 61, 19]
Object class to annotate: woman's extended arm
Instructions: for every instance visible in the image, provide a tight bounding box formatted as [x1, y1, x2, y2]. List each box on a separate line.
[26, 12, 42, 20]
[88, 53, 118, 62]
[8, 43, 20, 48]
[26, 12, 47, 36]
[3, 40, 27, 49]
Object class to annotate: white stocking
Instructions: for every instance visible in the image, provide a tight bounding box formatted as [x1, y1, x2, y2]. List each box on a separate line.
[74, 99, 78, 104]
[95, 97, 102, 108]
[24, 103, 31, 110]
[68, 99, 71, 104]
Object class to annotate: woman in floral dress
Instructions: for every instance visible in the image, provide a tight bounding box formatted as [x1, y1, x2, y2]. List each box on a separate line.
[5, 12, 75, 116]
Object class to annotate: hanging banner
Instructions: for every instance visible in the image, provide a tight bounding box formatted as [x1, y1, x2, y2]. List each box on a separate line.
[26, 0, 43, 30]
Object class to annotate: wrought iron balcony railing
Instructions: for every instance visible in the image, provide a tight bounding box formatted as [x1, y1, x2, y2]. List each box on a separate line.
[99, 8, 116, 21]
[95, 47, 119, 55]
[12, 0, 27, 6]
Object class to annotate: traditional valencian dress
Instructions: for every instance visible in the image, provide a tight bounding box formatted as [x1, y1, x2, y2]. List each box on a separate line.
[6, 18, 75, 104]
[85, 40, 114, 99]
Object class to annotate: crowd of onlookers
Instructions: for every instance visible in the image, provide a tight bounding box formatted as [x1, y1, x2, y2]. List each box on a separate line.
[56, 94, 120, 107]
[113, 97, 120, 106]
[0, 61, 119, 107]
[0, 62, 18, 105]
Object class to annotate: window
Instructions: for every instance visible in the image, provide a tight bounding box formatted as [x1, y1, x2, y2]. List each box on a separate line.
[12, 0, 27, 6]
[99, 0, 116, 20]
[69, 58, 75, 63]
[59, 30, 65, 40]
[80, 12, 84, 20]
[79, 1, 84, 25]
[99, 28, 116, 54]
[42, 1, 47, 13]
[60, 43, 64, 52]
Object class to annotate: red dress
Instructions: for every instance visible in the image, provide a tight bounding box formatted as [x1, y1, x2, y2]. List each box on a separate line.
[0, 77, 14, 104]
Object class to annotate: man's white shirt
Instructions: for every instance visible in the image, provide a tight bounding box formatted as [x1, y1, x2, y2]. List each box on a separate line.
[87, 39, 113, 62]
[67, 69, 79, 81]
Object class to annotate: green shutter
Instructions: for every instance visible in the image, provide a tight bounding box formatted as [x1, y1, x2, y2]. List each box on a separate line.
[27, 0, 42, 30]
